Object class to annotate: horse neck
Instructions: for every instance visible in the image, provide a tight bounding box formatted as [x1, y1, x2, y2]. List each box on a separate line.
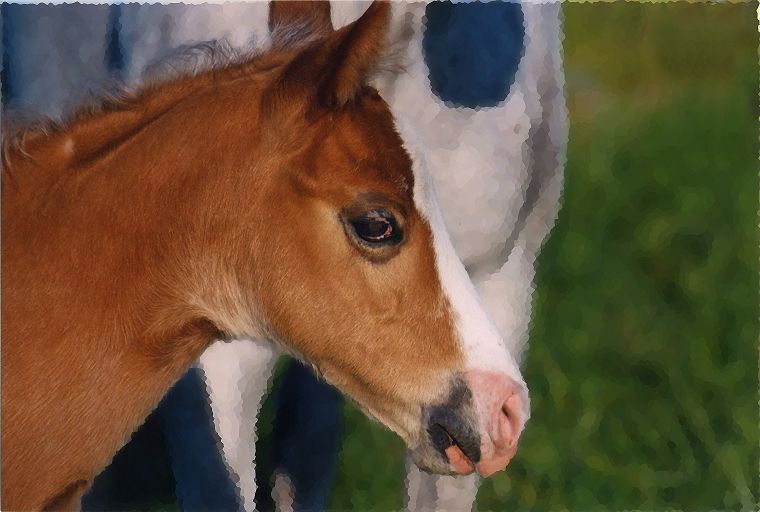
[1, 73, 284, 508]
[7, 73, 273, 334]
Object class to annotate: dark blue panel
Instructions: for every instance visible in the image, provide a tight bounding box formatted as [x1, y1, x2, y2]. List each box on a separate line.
[270, 362, 343, 512]
[2, 3, 20, 103]
[105, 4, 125, 73]
[422, 1, 525, 108]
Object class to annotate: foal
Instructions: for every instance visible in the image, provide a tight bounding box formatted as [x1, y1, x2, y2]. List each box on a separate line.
[2, 2, 528, 509]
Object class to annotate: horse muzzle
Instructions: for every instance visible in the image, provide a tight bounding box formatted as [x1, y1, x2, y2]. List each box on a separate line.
[413, 370, 529, 477]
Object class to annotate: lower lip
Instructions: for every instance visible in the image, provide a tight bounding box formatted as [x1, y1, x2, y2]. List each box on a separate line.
[445, 444, 475, 475]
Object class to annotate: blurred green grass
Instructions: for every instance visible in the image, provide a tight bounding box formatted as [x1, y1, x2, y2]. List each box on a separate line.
[313, 3, 759, 510]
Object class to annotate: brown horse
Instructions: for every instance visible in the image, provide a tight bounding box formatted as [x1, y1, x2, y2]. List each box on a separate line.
[1, 2, 529, 509]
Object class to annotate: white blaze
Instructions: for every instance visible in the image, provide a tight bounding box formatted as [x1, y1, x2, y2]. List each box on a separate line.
[395, 116, 530, 419]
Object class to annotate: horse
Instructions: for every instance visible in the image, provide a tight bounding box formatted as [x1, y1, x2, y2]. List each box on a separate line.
[1, 2, 530, 510]
[137, 3, 565, 510]
[0, 2, 566, 509]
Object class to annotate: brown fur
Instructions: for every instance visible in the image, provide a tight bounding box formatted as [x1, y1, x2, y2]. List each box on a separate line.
[1, 2, 464, 509]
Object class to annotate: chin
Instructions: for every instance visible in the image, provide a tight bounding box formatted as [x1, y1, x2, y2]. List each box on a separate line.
[408, 441, 457, 476]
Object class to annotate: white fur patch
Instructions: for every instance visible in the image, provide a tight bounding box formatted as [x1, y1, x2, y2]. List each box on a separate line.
[199, 339, 280, 512]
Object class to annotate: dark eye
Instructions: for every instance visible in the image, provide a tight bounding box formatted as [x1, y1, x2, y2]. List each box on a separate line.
[350, 209, 402, 245]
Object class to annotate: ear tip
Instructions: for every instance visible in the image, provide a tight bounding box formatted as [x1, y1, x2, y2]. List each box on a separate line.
[277, 0, 393, 113]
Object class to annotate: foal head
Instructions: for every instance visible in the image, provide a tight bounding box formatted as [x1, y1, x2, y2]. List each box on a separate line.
[213, 1, 530, 477]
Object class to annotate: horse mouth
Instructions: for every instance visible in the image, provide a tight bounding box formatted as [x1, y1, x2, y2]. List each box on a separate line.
[427, 423, 479, 475]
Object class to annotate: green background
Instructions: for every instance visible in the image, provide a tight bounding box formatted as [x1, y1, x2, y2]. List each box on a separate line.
[262, 2, 758, 510]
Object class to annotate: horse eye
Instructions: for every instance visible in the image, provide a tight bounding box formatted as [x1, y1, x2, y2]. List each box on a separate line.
[350, 210, 401, 245]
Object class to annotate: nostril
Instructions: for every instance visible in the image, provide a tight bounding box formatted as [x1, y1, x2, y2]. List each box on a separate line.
[462, 371, 528, 476]
[499, 392, 524, 449]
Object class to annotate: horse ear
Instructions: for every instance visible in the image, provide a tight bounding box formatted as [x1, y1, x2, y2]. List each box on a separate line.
[317, 2, 391, 108]
[265, 1, 391, 113]
[269, 1, 333, 46]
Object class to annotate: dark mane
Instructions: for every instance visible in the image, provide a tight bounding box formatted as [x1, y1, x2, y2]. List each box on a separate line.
[0, 21, 335, 174]
[1, 16, 405, 181]
[2, 39, 256, 167]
